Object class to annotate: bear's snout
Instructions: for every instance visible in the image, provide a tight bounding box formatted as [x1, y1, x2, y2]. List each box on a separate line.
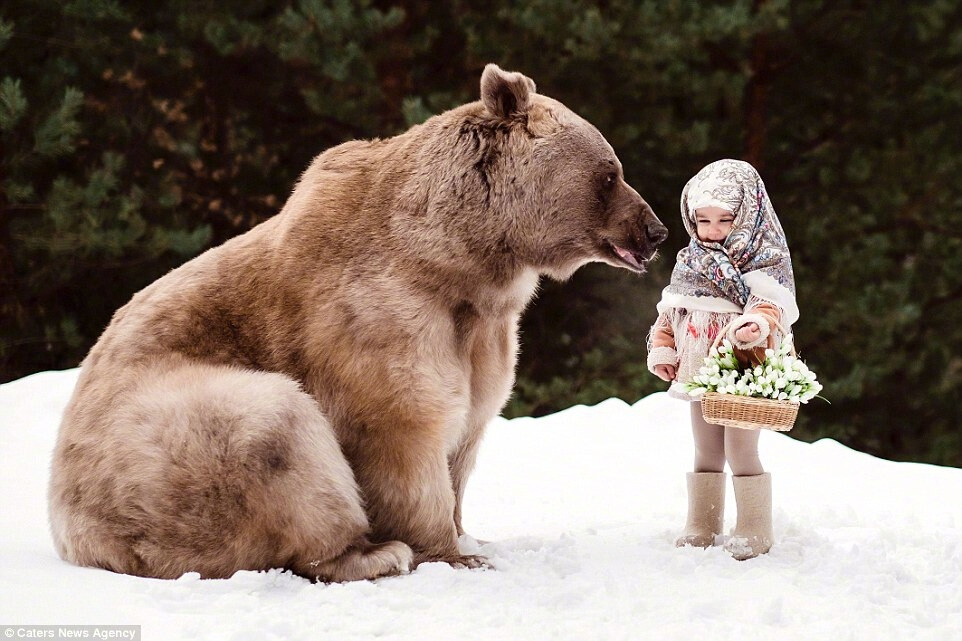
[643, 210, 668, 247]
[634, 202, 668, 259]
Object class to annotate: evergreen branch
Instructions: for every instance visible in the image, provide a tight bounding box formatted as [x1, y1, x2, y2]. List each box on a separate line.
[0, 77, 28, 132]
[33, 88, 84, 158]
[0, 19, 12, 51]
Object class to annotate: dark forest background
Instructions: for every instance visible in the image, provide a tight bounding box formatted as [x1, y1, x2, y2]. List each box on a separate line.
[2, 1, 961, 466]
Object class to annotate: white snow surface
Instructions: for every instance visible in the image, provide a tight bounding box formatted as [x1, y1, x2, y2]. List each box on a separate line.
[1, 369, 960, 640]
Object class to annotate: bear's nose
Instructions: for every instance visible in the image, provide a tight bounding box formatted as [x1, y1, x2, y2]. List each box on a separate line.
[644, 217, 668, 246]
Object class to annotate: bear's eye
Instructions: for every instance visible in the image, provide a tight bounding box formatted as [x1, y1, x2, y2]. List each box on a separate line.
[602, 173, 617, 189]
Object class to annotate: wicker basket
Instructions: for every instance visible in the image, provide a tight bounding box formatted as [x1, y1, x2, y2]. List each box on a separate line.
[701, 392, 798, 431]
[699, 319, 799, 432]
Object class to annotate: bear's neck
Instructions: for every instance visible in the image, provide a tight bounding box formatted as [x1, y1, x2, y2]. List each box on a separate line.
[276, 108, 540, 313]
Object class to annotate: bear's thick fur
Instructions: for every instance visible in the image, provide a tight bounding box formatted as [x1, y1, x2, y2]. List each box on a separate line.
[48, 64, 667, 581]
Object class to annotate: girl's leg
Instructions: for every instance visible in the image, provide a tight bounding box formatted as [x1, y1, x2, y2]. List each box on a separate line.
[723, 427, 763, 476]
[691, 402, 725, 472]
[678, 403, 726, 547]
[723, 427, 772, 559]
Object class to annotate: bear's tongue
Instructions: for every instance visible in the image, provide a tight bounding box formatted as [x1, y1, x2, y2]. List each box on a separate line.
[614, 245, 642, 269]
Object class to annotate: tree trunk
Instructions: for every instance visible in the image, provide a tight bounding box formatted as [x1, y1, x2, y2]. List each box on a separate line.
[744, 0, 771, 169]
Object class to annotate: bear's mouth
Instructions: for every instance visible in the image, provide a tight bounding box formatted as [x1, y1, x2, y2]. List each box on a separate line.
[607, 241, 654, 273]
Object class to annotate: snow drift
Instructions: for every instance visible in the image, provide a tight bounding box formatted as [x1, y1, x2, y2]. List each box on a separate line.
[1, 369, 959, 640]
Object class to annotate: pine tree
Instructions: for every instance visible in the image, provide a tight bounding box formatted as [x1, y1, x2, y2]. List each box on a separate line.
[2, 0, 960, 464]
[1, 2, 212, 376]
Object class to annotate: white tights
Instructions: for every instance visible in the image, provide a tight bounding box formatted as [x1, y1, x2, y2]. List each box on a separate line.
[690, 402, 764, 476]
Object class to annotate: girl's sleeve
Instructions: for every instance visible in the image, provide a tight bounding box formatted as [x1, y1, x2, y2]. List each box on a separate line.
[726, 296, 783, 354]
[646, 309, 679, 374]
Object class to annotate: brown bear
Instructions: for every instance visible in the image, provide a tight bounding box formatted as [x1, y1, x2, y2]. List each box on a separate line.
[48, 64, 667, 581]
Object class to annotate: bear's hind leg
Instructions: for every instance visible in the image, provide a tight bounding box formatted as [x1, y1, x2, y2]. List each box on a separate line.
[103, 364, 410, 581]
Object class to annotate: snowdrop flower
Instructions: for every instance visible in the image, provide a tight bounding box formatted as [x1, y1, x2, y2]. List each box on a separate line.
[680, 332, 823, 404]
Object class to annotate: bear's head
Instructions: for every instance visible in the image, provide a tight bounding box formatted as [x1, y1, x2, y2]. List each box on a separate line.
[459, 64, 668, 281]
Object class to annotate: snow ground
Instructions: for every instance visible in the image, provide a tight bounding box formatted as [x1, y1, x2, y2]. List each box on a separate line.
[1, 369, 960, 640]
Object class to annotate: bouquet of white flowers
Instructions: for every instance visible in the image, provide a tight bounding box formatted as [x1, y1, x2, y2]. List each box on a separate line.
[683, 333, 823, 431]
[683, 335, 823, 403]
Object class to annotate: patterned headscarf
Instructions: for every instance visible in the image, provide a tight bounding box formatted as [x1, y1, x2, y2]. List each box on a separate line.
[659, 159, 799, 325]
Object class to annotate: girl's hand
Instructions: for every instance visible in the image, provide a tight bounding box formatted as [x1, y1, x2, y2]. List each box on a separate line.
[734, 322, 761, 344]
[654, 364, 677, 382]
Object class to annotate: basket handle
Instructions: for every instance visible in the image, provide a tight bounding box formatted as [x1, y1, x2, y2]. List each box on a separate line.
[710, 316, 796, 357]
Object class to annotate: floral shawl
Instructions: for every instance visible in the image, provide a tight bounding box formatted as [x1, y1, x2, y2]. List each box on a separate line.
[657, 159, 798, 325]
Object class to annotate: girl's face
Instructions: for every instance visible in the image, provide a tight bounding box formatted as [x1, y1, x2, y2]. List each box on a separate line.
[694, 206, 734, 242]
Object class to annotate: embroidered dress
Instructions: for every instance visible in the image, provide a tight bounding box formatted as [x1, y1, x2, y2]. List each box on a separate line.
[647, 159, 798, 399]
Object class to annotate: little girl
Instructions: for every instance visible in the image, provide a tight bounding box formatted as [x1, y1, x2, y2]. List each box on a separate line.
[647, 159, 798, 559]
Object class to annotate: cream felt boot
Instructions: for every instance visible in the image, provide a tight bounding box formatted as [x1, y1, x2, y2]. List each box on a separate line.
[675, 472, 726, 548]
[725, 473, 774, 560]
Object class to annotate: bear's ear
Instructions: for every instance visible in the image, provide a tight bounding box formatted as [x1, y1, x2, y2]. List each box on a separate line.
[480, 64, 536, 119]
